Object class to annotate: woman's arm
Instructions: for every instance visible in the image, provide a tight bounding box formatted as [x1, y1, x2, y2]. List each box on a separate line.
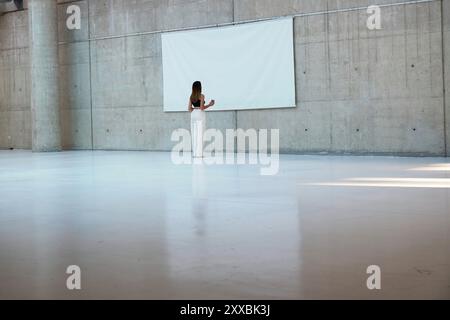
[201, 96, 215, 110]
[188, 98, 193, 113]
[200, 95, 206, 110]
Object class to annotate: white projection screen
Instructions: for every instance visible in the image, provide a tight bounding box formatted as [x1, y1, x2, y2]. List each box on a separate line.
[162, 18, 296, 112]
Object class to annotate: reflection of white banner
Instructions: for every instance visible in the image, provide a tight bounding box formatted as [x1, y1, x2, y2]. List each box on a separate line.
[162, 18, 296, 112]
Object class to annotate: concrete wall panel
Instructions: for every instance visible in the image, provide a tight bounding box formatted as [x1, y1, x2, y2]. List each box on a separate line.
[89, 0, 236, 151]
[58, 0, 92, 150]
[88, 0, 234, 38]
[0, 10, 30, 149]
[235, 0, 445, 155]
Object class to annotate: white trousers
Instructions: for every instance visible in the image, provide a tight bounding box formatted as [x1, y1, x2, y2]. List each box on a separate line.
[190, 109, 206, 158]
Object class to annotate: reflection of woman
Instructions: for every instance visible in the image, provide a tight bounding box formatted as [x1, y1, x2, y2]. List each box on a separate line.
[188, 81, 215, 158]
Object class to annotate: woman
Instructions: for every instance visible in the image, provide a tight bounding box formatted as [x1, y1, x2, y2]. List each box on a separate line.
[189, 81, 215, 158]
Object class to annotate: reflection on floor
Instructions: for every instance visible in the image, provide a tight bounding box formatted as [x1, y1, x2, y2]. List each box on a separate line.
[0, 150, 449, 299]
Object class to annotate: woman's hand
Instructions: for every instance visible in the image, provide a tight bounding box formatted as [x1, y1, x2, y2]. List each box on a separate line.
[201, 99, 215, 110]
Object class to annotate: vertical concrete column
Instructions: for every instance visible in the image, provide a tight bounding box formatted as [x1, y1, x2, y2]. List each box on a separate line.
[28, 0, 61, 152]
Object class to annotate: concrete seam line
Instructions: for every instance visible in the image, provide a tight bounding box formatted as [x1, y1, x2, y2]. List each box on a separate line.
[87, 0, 94, 150]
[57, 0, 440, 45]
[232, 0, 237, 148]
[441, 0, 448, 156]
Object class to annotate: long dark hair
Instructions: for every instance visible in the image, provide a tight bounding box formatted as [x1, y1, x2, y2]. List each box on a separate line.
[190, 81, 202, 102]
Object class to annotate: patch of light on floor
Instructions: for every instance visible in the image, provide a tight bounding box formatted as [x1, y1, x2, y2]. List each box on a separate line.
[308, 177, 450, 188]
[408, 164, 450, 171]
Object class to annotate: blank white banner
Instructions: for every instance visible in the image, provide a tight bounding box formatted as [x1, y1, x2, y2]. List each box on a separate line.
[162, 18, 296, 112]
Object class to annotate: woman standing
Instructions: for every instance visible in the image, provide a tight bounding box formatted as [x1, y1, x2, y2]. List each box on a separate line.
[189, 81, 215, 158]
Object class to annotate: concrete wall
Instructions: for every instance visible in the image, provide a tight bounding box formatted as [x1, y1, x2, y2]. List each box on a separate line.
[88, 0, 235, 151]
[0, 0, 449, 156]
[0, 8, 30, 149]
[236, 0, 445, 155]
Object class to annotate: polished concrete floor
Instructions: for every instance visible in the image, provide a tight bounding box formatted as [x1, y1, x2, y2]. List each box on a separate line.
[0, 150, 449, 299]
